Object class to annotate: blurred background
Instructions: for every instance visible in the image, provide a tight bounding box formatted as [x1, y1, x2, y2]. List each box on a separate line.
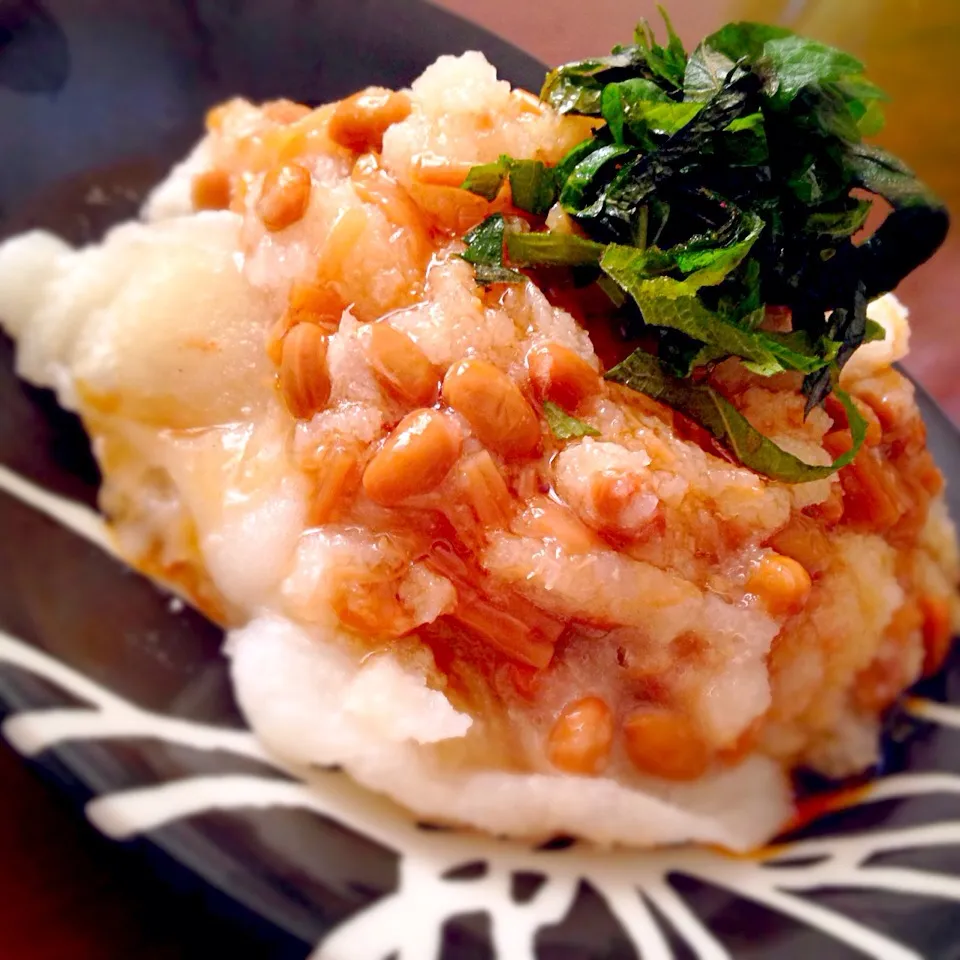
[435, 0, 960, 420]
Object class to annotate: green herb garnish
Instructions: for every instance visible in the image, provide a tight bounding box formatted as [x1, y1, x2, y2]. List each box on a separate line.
[456, 10, 948, 482]
[543, 401, 602, 440]
[461, 214, 524, 284]
[606, 351, 866, 482]
[507, 232, 606, 267]
[461, 156, 558, 214]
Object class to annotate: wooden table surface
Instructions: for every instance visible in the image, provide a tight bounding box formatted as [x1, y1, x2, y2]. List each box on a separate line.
[2, 2, 958, 958]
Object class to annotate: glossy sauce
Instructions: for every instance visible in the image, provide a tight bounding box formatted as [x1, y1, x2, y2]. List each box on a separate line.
[55, 60, 955, 791]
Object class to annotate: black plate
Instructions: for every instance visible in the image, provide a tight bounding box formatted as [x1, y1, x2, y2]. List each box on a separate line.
[2, 2, 960, 958]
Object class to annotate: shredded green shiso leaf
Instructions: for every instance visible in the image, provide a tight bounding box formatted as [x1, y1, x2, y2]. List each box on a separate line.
[458, 9, 949, 482]
[542, 401, 602, 440]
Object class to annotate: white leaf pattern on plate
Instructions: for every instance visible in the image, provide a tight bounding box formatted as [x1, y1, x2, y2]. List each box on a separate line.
[0, 464, 957, 960]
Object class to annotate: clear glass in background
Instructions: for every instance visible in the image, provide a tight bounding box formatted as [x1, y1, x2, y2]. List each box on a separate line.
[737, 0, 960, 212]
